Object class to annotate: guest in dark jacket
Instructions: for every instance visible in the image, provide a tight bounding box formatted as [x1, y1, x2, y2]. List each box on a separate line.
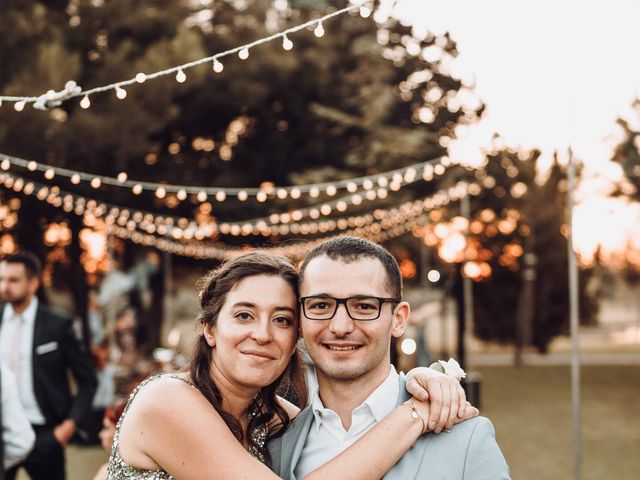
[0, 252, 97, 480]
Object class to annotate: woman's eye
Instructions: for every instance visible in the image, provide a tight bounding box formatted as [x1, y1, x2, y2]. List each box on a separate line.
[235, 312, 253, 321]
[273, 316, 293, 326]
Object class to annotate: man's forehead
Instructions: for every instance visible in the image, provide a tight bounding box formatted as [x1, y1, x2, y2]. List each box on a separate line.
[300, 255, 390, 295]
[0, 262, 28, 276]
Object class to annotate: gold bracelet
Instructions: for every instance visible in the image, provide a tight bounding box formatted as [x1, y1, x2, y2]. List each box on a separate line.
[406, 401, 426, 434]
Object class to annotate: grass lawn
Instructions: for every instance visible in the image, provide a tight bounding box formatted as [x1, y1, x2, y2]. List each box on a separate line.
[477, 365, 640, 480]
[22, 365, 639, 480]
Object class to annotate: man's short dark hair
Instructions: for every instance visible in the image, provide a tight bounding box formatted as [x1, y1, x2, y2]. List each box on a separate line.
[299, 236, 402, 300]
[1, 251, 43, 278]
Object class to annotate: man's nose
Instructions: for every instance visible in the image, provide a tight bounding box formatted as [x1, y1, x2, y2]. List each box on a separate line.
[329, 304, 355, 337]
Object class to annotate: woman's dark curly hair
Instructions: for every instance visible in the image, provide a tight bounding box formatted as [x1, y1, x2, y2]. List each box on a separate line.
[189, 251, 307, 462]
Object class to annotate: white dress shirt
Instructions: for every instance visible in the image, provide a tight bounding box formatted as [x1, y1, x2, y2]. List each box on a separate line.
[0, 299, 46, 424]
[1, 364, 36, 469]
[294, 365, 400, 479]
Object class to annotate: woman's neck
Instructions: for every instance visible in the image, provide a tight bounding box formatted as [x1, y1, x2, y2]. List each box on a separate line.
[208, 364, 259, 420]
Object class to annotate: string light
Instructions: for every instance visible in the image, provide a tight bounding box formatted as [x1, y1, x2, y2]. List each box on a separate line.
[314, 22, 325, 37]
[282, 34, 294, 51]
[80, 95, 91, 109]
[175, 69, 187, 83]
[0, 153, 448, 202]
[0, 2, 367, 110]
[212, 59, 224, 73]
[115, 86, 127, 99]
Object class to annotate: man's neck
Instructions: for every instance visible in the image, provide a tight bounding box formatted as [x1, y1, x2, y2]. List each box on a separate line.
[316, 364, 392, 430]
[9, 295, 35, 315]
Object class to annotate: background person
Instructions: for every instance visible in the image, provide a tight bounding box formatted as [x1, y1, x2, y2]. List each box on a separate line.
[1, 364, 35, 473]
[0, 252, 97, 480]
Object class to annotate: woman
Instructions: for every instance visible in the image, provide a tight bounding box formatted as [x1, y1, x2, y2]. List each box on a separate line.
[107, 252, 473, 479]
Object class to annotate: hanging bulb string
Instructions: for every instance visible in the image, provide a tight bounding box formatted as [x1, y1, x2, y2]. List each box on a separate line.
[0, 151, 448, 198]
[0, 167, 476, 238]
[0, 1, 369, 109]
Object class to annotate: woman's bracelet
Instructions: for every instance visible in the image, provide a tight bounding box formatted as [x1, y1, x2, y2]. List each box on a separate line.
[404, 401, 427, 434]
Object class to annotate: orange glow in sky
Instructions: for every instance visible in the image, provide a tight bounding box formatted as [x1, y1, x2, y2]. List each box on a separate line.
[394, 0, 640, 265]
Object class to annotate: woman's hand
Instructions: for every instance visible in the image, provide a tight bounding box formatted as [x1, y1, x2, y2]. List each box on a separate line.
[405, 366, 472, 433]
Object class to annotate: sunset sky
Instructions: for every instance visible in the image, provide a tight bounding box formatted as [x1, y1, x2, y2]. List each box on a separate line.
[395, 0, 640, 176]
[393, 0, 640, 262]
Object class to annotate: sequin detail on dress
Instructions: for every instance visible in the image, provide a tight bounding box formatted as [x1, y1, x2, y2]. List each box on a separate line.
[106, 374, 268, 479]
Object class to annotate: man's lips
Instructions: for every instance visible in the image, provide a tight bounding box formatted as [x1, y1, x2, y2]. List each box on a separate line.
[321, 342, 363, 352]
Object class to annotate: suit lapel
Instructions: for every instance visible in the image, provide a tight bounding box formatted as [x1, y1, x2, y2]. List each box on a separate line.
[282, 407, 315, 480]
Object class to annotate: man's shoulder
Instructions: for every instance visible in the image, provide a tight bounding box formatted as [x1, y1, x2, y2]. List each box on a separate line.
[37, 303, 73, 323]
[269, 405, 313, 447]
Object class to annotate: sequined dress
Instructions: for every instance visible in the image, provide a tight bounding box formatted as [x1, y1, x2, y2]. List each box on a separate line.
[107, 374, 268, 479]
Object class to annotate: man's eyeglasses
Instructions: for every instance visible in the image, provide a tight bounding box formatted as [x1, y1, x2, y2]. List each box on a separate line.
[300, 295, 400, 321]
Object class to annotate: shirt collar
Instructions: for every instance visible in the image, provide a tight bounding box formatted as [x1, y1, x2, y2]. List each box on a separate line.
[3, 297, 38, 325]
[309, 364, 400, 431]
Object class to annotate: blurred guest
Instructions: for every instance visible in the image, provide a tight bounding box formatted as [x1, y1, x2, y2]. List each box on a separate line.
[0, 252, 97, 480]
[1, 364, 36, 472]
[91, 401, 126, 480]
[87, 289, 105, 348]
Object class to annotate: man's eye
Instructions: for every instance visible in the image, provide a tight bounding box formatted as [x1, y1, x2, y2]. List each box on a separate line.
[353, 302, 377, 311]
[309, 302, 330, 310]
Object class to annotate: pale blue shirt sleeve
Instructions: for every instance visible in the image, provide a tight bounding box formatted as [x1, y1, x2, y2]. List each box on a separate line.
[2, 365, 36, 470]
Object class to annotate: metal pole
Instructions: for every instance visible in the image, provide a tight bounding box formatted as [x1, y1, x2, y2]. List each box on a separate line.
[567, 148, 581, 480]
[461, 192, 474, 370]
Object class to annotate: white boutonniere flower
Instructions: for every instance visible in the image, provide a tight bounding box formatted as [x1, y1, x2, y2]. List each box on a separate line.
[431, 358, 467, 381]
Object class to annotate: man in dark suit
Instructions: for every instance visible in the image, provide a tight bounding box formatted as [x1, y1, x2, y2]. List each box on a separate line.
[0, 252, 96, 480]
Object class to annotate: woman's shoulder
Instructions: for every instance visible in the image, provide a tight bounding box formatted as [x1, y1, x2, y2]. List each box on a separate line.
[126, 373, 204, 416]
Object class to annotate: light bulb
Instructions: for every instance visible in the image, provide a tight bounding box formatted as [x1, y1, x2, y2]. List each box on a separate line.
[238, 48, 249, 60]
[282, 35, 293, 50]
[80, 96, 91, 109]
[135, 73, 147, 83]
[71, 174, 81, 184]
[14, 101, 26, 112]
[176, 69, 187, 83]
[115, 86, 127, 99]
[213, 59, 224, 73]
[314, 22, 325, 37]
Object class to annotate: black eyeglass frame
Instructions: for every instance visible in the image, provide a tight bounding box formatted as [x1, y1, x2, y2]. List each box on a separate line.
[299, 295, 400, 321]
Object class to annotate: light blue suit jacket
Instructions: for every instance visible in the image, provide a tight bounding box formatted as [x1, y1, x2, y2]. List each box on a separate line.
[268, 375, 510, 479]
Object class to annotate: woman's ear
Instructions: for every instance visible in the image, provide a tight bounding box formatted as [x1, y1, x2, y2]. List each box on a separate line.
[203, 323, 216, 347]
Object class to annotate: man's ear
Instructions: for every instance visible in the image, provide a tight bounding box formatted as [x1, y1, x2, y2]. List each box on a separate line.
[203, 323, 216, 347]
[29, 277, 40, 297]
[391, 302, 410, 338]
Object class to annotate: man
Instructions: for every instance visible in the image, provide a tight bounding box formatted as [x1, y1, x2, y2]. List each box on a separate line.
[269, 236, 510, 479]
[1, 364, 35, 474]
[0, 252, 97, 480]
